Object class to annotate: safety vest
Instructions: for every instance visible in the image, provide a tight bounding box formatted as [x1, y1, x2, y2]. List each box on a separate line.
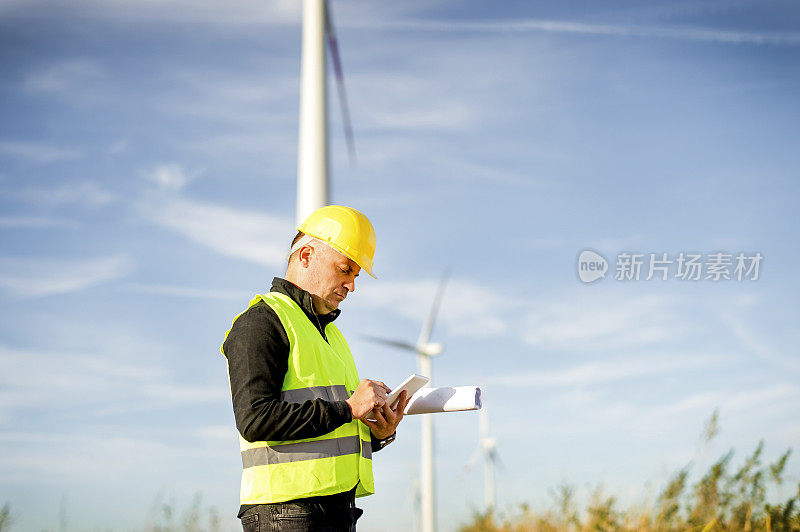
[221, 292, 374, 505]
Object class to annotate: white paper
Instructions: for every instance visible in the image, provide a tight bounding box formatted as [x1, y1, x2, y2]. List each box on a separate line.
[404, 386, 482, 415]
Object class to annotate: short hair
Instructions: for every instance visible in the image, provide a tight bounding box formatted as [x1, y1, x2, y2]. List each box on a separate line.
[290, 231, 304, 248]
[288, 231, 305, 264]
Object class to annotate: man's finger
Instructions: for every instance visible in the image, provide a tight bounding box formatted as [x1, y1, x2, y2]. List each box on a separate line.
[380, 401, 394, 422]
[390, 391, 407, 416]
[372, 406, 387, 424]
[395, 390, 408, 412]
[376, 381, 391, 393]
[370, 381, 387, 399]
[394, 391, 408, 419]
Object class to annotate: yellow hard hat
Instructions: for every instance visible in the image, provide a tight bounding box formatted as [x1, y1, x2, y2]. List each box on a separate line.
[297, 205, 377, 278]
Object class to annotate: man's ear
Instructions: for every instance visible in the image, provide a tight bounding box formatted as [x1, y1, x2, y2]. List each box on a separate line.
[298, 244, 314, 268]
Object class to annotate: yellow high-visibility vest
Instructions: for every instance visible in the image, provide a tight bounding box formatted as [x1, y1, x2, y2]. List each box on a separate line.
[221, 292, 374, 505]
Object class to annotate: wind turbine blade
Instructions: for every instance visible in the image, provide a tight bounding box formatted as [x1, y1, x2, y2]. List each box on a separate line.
[417, 267, 450, 347]
[492, 451, 504, 471]
[362, 334, 419, 353]
[463, 446, 484, 475]
[323, 0, 356, 165]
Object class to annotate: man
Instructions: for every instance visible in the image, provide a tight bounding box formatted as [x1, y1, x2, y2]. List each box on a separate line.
[222, 205, 409, 531]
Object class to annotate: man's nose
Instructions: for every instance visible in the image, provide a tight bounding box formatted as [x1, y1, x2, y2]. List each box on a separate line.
[344, 278, 356, 293]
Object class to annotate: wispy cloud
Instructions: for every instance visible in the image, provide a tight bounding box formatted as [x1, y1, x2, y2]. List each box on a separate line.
[0, 340, 227, 424]
[349, 69, 483, 134]
[0, 182, 115, 208]
[24, 58, 105, 92]
[118, 282, 250, 301]
[0, 216, 80, 229]
[489, 352, 727, 388]
[142, 163, 200, 191]
[0, 140, 83, 163]
[161, 69, 298, 127]
[0, 343, 164, 418]
[184, 133, 296, 159]
[10, 181, 117, 207]
[87, 386, 229, 417]
[108, 139, 129, 155]
[720, 311, 800, 373]
[159, 87, 295, 129]
[142, 195, 293, 267]
[1, 0, 302, 27]
[11, 0, 792, 48]
[363, 19, 800, 46]
[0, 430, 228, 485]
[590, 235, 648, 252]
[423, 154, 544, 188]
[0, 254, 132, 297]
[356, 277, 523, 338]
[0, 0, 447, 29]
[0, 431, 169, 482]
[502, 381, 800, 447]
[364, 103, 476, 132]
[521, 293, 688, 350]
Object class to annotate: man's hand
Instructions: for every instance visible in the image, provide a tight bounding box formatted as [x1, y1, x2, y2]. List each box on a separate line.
[346, 379, 409, 440]
[364, 390, 409, 440]
[346, 379, 391, 420]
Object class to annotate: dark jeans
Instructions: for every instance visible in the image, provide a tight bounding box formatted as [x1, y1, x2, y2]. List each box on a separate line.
[240, 499, 363, 532]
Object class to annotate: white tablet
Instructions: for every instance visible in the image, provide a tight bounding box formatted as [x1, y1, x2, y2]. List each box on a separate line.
[386, 374, 430, 410]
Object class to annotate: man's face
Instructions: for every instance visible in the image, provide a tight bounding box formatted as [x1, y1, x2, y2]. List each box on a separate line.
[304, 242, 361, 314]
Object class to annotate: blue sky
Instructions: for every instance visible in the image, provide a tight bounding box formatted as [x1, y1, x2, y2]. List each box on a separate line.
[1, 0, 799, 530]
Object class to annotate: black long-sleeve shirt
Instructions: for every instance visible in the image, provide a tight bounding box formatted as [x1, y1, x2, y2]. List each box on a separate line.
[223, 278, 391, 515]
[224, 278, 353, 441]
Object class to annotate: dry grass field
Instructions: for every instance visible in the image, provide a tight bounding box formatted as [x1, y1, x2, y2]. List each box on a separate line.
[458, 440, 798, 532]
[1, 415, 797, 532]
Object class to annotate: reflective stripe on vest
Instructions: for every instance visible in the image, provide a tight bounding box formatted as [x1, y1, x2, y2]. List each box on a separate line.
[280, 384, 351, 403]
[242, 435, 373, 467]
[222, 292, 375, 505]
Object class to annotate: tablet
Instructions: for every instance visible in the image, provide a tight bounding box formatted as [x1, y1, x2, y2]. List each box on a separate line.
[386, 374, 429, 410]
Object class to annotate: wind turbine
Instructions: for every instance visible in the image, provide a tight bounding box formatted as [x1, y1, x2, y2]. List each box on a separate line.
[296, 5, 450, 530]
[363, 269, 450, 532]
[463, 399, 500, 514]
[296, 0, 356, 225]
[405, 464, 422, 532]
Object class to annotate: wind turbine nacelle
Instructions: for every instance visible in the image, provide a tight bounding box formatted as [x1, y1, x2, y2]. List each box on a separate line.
[419, 342, 444, 357]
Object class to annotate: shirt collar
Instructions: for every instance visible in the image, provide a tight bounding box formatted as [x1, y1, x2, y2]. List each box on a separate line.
[270, 277, 341, 324]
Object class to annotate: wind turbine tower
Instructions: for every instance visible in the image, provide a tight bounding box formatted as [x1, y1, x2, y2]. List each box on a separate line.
[297, 0, 328, 223]
[417, 273, 448, 532]
[296, 0, 355, 224]
[464, 400, 500, 514]
[364, 270, 449, 532]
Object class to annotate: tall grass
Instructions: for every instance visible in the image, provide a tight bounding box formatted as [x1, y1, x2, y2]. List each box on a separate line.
[1, 412, 796, 531]
[458, 432, 798, 531]
[0, 493, 222, 532]
[145, 492, 222, 532]
[0, 503, 13, 532]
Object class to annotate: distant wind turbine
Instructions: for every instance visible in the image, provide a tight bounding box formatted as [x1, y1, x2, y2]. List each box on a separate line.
[405, 465, 422, 532]
[463, 399, 500, 514]
[363, 269, 450, 532]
